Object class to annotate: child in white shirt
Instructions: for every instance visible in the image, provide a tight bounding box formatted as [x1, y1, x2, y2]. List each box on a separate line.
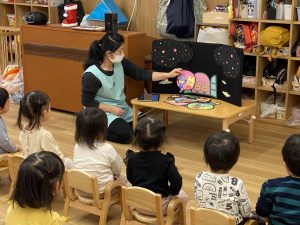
[194, 131, 251, 225]
[17, 90, 73, 168]
[73, 107, 129, 195]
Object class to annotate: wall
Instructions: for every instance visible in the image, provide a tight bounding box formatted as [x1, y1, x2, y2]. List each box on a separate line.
[82, 0, 228, 38]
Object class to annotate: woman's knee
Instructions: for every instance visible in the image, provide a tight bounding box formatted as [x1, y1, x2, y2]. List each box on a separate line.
[107, 118, 133, 144]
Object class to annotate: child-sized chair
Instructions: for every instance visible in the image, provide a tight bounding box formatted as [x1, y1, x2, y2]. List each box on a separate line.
[62, 169, 122, 225]
[7, 154, 25, 198]
[0, 154, 9, 178]
[120, 186, 185, 225]
[190, 207, 259, 225]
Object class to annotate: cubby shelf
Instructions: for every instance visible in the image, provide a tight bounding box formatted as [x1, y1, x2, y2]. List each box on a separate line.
[0, 0, 61, 28]
[229, 0, 300, 126]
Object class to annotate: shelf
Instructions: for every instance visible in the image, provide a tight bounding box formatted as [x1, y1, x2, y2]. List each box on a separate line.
[244, 52, 257, 57]
[259, 54, 289, 59]
[257, 86, 286, 93]
[257, 117, 286, 126]
[196, 23, 228, 27]
[261, 19, 292, 24]
[242, 83, 256, 89]
[290, 57, 300, 61]
[0, 1, 15, 4]
[31, 4, 48, 7]
[289, 90, 300, 95]
[231, 18, 259, 22]
[14, 2, 31, 6]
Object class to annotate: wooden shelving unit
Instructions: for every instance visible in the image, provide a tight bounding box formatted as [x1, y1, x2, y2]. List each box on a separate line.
[0, 0, 61, 29]
[229, 0, 300, 126]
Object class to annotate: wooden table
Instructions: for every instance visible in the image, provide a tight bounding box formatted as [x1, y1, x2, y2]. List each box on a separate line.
[131, 94, 257, 143]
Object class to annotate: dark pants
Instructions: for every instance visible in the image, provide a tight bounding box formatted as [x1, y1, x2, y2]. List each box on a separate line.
[107, 118, 133, 144]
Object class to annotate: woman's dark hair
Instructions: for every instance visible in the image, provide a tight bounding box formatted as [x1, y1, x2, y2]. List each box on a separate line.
[0, 87, 9, 109]
[133, 117, 166, 151]
[17, 90, 50, 130]
[11, 151, 65, 210]
[204, 131, 240, 173]
[282, 134, 300, 177]
[75, 107, 108, 149]
[83, 32, 125, 70]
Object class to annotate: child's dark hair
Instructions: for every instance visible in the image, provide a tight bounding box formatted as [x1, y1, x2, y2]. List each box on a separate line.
[204, 131, 240, 173]
[0, 87, 9, 109]
[83, 32, 125, 70]
[11, 151, 65, 210]
[17, 90, 50, 130]
[75, 107, 108, 149]
[282, 134, 300, 177]
[133, 117, 166, 151]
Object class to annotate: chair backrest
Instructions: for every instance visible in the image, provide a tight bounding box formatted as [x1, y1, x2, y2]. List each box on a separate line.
[190, 207, 236, 225]
[0, 27, 22, 74]
[121, 186, 164, 225]
[65, 169, 101, 207]
[8, 154, 25, 183]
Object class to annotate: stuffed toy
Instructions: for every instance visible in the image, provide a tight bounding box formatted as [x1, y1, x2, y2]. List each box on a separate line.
[1, 65, 20, 83]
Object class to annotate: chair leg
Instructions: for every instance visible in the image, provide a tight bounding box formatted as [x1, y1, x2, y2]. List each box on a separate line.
[120, 213, 126, 225]
[99, 205, 110, 225]
[177, 203, 185, 225]
[61, 198, 71, 221]
[8, 181, 15, 199]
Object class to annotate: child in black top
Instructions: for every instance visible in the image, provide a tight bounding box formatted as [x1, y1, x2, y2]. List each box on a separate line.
[125, 117, 187, 214]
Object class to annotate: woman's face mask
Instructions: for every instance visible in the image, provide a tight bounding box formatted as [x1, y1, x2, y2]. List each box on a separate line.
[108, 51, 124, 63]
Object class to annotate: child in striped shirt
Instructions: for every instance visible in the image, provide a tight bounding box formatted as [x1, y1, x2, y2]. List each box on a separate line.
[256, 134, 300, 225]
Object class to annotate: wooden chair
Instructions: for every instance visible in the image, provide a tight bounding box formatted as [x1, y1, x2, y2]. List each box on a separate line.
[0, 27, 22, 74]
[190, 207, 259, 225]
[120, 186, 186, 225]
[0, 154, 9, 178]
[62, 169, 122, 225]
[7, 154, 25, 198]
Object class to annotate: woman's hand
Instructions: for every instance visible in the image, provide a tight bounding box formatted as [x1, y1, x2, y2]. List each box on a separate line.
[110, 106, 125, 116]
[168, 68, 183, 78]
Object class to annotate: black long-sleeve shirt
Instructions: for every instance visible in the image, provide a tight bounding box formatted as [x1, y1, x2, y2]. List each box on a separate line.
[81, 58, 153, 107]
[126, 150, 182, 197]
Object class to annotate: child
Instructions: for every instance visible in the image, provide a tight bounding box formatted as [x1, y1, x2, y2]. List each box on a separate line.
[255, 134, 300, 224]
[194, 131, 251, 225]
[73, 107, 129, 196]
[125, 116, 187, 214]
[17, 90, 73, 168]
[0, 87, 20, 161]
[5, 151, 65, 225]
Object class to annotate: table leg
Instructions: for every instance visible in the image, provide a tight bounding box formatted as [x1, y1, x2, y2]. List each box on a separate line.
[222, 119, 230, 132]
[163, 110, 168, 126]
[132, 105, 138, 129]
[248, 115, 256, 144]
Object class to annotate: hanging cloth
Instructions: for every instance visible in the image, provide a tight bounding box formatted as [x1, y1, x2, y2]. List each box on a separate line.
[166, 0, 195, 38]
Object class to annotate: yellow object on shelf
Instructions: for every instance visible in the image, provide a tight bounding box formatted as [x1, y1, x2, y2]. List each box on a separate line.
[203, 11, 229, 25]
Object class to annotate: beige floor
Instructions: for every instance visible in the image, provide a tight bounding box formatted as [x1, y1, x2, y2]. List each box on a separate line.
[0, 103, 299, 225]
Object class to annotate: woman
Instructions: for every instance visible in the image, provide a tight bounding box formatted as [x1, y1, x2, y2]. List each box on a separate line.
[82, 32, 182, 144]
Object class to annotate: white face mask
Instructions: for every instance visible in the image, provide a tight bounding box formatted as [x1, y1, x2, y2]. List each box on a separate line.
[108, 52, 124, 63]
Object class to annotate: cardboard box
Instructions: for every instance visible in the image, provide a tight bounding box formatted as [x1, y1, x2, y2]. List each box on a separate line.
[202, 11, 229, 25]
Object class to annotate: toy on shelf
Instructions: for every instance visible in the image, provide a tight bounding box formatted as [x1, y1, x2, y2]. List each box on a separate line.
[292, 65, 300, 91]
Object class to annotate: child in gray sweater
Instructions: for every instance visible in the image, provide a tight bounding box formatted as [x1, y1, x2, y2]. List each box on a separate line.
[0, 88, 20, 164]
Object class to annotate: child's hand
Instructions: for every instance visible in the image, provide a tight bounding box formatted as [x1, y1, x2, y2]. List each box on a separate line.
[15, 144, 22, 152]
[110, 106, 125, 116]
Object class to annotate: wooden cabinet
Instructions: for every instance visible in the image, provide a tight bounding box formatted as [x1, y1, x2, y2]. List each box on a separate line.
[229, 0, 300, 126]
[21, 24, 152, 112]
[0, 0, 60, 28]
